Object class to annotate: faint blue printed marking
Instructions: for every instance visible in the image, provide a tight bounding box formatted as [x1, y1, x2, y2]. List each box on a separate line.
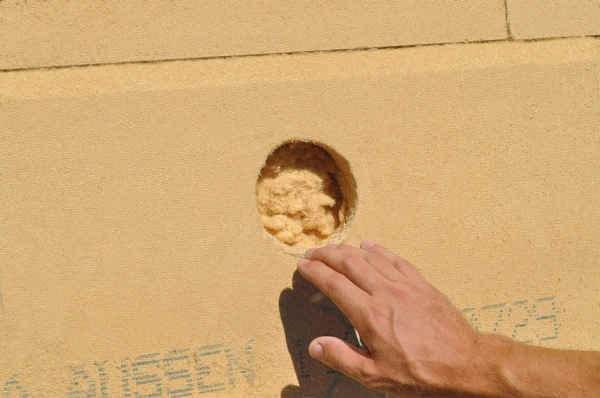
[460, 295, 559, 345]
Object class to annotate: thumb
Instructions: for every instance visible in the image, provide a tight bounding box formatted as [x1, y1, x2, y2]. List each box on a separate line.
[309, 336, 376, 384]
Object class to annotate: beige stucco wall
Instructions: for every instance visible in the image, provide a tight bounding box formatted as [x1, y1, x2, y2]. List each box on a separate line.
[1, 2, 599, 397]
[1, 0, 508, 70]
[507, 0, 600, 39]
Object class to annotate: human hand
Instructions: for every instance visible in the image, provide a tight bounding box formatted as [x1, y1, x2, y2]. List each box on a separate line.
[296, 241, 492, 397]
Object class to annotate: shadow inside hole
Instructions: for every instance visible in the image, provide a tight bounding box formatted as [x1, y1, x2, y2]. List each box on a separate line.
[279, 271, 384, 398]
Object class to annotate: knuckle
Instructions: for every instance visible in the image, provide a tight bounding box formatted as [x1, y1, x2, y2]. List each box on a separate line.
[340, 255, 357, 274]
[395, 258, 415, 271]
[365, 252, 385, 265]
[393, 258, 407, 270]
[342, 254, 361, 269]
[325, 273, 346, 292]
[389, 286, 409, 302]
[411, 278, 434, 293]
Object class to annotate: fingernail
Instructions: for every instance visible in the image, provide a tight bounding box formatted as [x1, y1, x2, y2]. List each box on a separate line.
[297, 258, 310, 268]
[305, 248, 317, 258]
[361, 240, 376, 249]
[309, 342, 323, 359]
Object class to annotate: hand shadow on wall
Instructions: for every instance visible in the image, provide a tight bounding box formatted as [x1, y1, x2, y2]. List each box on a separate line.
[280, 271, 385, 398]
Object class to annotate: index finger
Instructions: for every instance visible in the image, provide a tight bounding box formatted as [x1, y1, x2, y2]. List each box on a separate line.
[297, 258, 370, 325]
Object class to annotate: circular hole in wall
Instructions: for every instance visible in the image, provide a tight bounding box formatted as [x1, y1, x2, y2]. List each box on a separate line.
[256, 141, 357, 249]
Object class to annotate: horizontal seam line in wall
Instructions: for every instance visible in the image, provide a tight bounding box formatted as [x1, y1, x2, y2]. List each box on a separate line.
[1, 34, 599, 73]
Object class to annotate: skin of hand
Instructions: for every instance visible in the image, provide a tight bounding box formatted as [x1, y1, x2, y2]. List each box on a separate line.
[296, 241, 600, 397]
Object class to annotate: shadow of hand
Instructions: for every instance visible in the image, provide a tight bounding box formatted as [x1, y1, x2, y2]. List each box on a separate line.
[279, 271, 385, 398]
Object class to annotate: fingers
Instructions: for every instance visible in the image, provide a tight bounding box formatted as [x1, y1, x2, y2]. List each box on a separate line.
[360, 240, 425, 282]
[309, 336, 377, 386]
[304, 247, 383, 294]
[297, 258, 370, 323]
[331, 244, 403, 282]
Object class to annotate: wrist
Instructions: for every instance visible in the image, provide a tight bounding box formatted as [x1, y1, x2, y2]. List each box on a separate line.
[472, 334, 521, 397]
[436, 334, 519, 397]
[416, 333, 519, 397]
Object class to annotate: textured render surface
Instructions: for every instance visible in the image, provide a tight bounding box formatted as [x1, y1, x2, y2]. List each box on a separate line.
[0, 0, 508, 70]
[507, 0, 600, 39]
[1, 38, 599, 396]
